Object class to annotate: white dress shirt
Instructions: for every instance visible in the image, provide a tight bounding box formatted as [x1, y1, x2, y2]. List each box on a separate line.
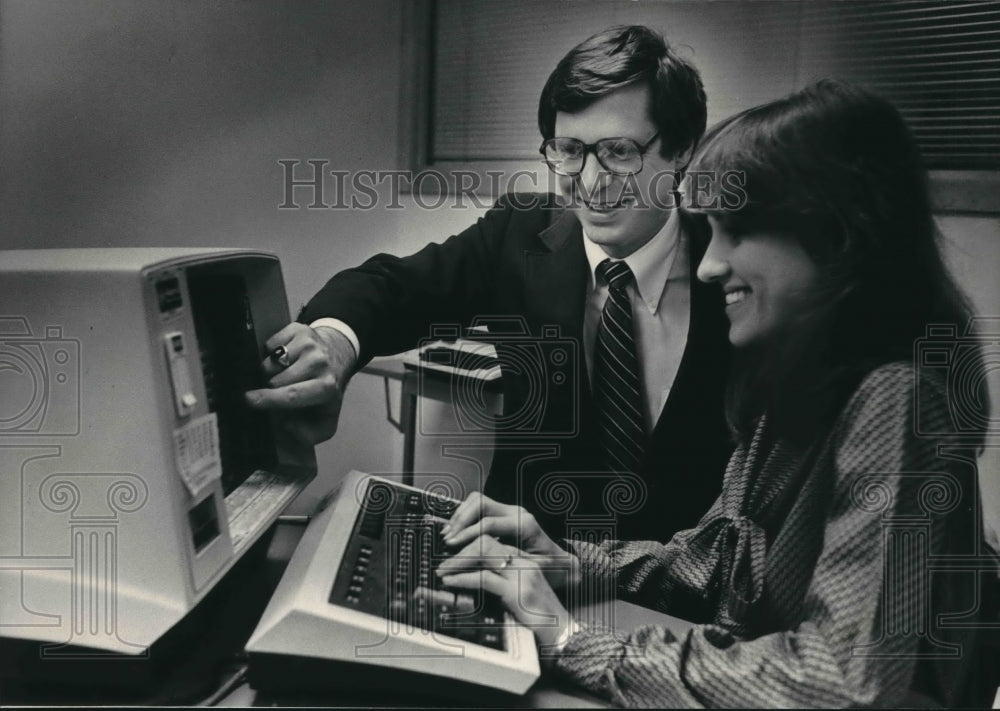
[582, 210, 691, 432]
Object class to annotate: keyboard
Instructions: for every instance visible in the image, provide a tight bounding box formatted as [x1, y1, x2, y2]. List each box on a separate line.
[245, 471, 540, 700]
[330, 480, 508, 650]
[420, 345, 500, 372]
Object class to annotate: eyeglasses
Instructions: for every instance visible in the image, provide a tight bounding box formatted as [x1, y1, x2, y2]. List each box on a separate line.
[539, 134, 660, 177]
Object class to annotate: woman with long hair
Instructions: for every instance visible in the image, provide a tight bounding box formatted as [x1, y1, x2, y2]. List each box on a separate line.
[435, 80, 995, 707]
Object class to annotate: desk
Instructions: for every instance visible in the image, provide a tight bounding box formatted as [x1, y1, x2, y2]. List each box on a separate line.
[362, 343, 503, 487]
[0, 521, 692, 708]
[217, 522, 694, 709]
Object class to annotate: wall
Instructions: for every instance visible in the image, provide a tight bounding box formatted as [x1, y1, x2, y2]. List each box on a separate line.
[937, 215, 1000, 546]
[0, 0, 483, 509]
[0, 0, 450, 301]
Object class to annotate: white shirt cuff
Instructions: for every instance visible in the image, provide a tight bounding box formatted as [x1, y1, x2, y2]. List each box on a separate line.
[309, 318, 360, 358]
[551, 619, 581, 655]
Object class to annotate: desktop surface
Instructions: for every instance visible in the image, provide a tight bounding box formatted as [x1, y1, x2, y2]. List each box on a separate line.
[0, 485, 695, 708]
[0, 527, 286, 707]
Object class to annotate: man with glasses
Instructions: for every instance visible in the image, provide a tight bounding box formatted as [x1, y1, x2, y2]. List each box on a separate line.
[247, 25, 731, 543]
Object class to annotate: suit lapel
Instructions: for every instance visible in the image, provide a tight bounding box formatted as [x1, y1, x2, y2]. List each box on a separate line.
[522, 208, 588, 347]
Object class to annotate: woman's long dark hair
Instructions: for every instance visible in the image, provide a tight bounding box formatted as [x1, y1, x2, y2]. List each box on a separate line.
[685, 79, 985, 446]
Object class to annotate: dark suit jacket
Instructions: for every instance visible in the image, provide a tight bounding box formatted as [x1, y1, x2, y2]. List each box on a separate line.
[301, 193, 732, 542]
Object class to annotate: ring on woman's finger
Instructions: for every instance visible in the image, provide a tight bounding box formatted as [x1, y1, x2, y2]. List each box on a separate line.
[497, 552, 514, 570]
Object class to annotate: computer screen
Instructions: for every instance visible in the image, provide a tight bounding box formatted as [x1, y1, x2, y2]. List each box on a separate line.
[0, 248, 315, 686]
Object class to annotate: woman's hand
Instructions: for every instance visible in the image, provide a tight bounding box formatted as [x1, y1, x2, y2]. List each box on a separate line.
[441, 492, 581, 590]
[434, 534, 575, 651]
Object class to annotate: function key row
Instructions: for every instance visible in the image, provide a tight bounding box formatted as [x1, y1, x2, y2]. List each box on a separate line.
[344, 544, 373, 605]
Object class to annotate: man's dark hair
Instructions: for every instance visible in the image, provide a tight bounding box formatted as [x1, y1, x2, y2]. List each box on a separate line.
[538, 25, 707, 161]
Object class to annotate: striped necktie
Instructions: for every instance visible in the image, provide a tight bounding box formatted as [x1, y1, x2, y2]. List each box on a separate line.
[594, 258, 645, 474]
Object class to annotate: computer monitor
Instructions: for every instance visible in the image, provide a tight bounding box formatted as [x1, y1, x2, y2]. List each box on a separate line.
[0, 248, 315, 684]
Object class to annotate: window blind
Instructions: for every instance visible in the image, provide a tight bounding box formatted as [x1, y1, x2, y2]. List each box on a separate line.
[431, 0, 1000, 171]
[798, 1, 1000, 170]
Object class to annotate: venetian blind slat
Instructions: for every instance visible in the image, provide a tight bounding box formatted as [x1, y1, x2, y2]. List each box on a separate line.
[433, 0, 1000, 170]
[798, 0, 999, 169]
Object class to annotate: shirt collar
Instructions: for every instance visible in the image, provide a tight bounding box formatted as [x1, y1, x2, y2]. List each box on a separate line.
[583, 210, 682, 314]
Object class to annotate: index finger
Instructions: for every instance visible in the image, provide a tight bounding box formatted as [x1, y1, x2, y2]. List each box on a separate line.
[443, 492, 486, 535]
[445, 516, 522, 549]
[245, 379, 331, 410]
[436, 534, 506, 575]
[444, 492, 510, 535]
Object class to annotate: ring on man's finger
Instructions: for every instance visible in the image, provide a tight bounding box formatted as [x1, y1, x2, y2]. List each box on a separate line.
[497, 552, 514, 570]
[270, 345, 292, 369]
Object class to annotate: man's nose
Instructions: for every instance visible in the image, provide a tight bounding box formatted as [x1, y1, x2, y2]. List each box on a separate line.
[696, 236, 730, 284]
[576, 152, 612, 197]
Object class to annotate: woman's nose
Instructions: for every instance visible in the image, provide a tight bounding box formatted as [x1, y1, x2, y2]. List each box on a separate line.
[696, 236, 731, 283]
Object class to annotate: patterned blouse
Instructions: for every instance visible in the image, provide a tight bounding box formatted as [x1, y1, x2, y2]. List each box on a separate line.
[555, 362, 994, 707]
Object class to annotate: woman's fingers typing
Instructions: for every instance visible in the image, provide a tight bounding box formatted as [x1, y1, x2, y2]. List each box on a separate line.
[442, 515, 517, 548]
[441, 492, 535, 548]
[434, 537, 572, 649]
[435, 534, 509, 576]
[442, 493, 501, 536]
